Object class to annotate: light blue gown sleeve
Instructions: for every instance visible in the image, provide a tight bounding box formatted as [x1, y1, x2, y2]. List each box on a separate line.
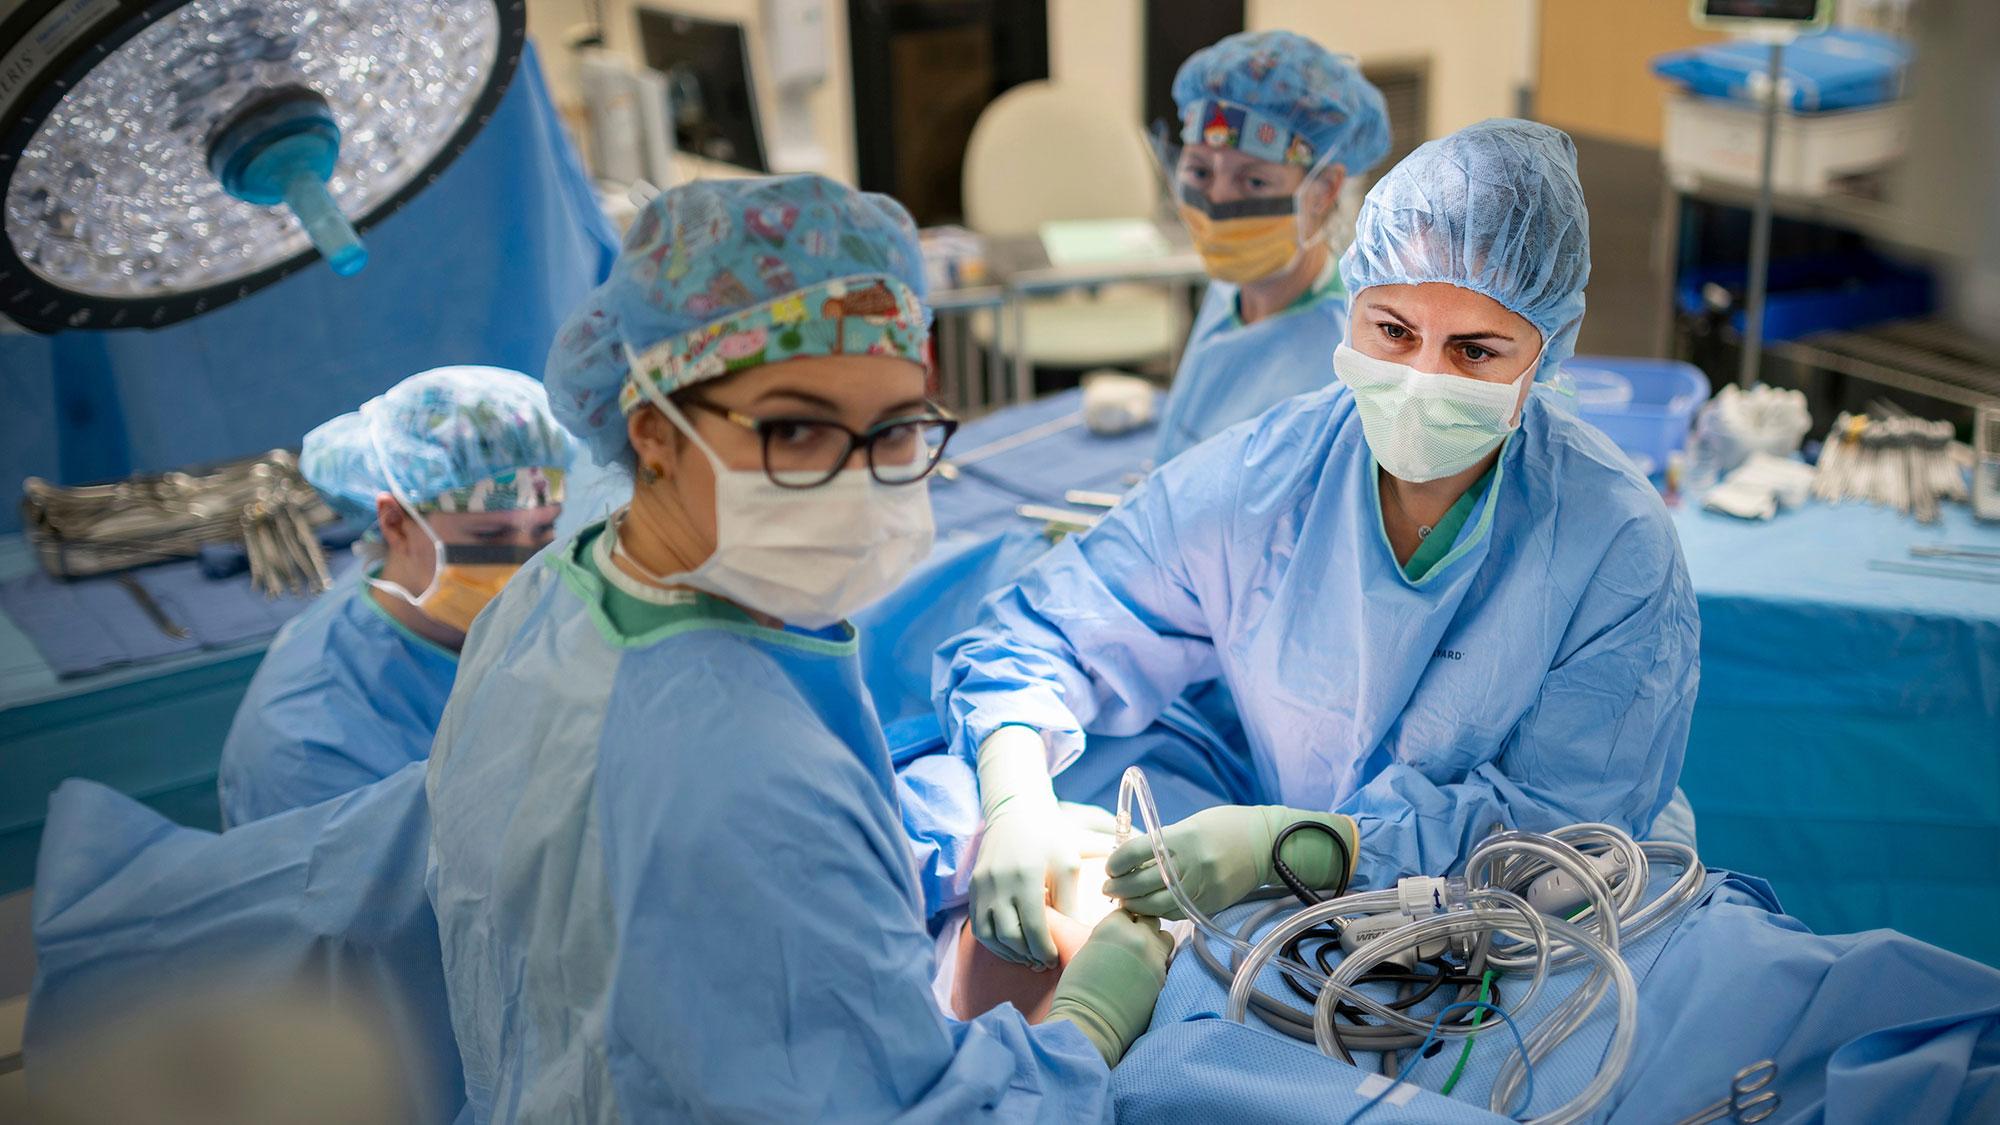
[31, 766, 465, 1124]
[220, 690, 391, 829]
[896, 751, 980, 918]
[1341, 514, 1701, 886]
[596, 660, 1111, 1121]
[216, 590, 455, 828]
[935, 448, 1236, 773]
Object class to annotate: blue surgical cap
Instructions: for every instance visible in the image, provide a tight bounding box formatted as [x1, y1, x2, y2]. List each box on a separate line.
[1173, 30, 1391, 176]
[548, 173, 931, 465]
[1340, 119, 1591, 379]
[302, 366, 577, 525]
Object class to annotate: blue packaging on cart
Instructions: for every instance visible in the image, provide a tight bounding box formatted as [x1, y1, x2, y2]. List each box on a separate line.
[1652, 28, 1911, 113]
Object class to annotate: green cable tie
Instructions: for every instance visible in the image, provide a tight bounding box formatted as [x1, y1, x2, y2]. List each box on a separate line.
[1439, 969, 1497, 1097]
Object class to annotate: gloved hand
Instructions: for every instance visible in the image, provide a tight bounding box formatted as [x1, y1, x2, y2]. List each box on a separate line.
[970, 726, 1075, 970]
[1045, 911, 1174, 1066]
[1058, 800, 1121, 858]
[1104, 805, 1357, 919]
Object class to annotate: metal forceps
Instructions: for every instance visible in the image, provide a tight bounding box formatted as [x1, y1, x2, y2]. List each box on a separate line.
[1672, 1059, 1779, 1124]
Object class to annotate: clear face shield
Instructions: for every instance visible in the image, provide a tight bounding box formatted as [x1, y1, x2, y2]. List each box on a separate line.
[1147, 118, 1346, 286]
[361, 406, 547, 634]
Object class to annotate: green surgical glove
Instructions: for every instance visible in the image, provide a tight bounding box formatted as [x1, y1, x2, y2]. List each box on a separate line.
[1046, 911, 1174, 1066]
[970, 726, 1076, 970]
[1103, 804, 1358, 919]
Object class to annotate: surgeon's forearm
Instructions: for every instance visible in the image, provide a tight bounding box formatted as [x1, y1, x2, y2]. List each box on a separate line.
[1340, 761, 1537, 886]
[938, 492, 1225, 764]
[975, 725, 1056, 813]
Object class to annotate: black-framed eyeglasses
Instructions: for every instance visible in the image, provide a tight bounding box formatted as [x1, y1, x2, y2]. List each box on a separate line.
[681, 398, 960, 489]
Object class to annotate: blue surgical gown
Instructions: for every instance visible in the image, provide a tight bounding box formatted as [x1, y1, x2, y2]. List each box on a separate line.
[31, 765, 465, 1123]
[1153, 270, 1347, 463]
[218, 578, 457, 828]
[426, 525, 1111, 1123]
[938, 386, 1700, 888]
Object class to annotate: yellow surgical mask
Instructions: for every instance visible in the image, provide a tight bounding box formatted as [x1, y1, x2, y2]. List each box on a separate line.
[1177, 199, 1302, 285]
[414, 557, 526, 633]
[373, 527, 539, 635]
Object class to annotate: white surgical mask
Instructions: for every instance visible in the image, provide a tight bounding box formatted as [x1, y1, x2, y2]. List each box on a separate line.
[615, 394, 934, 629]
[1333, 342, 1540, 483]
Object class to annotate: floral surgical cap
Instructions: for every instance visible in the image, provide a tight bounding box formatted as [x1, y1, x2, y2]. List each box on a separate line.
[1173, 29, 1391, 175]
[547, 173, 932, 465]
[301, 366, 576, 525]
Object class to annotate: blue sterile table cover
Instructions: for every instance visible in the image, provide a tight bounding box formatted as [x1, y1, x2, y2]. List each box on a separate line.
[0, 548, 362, 677]
[1670, 498, 2000, 967]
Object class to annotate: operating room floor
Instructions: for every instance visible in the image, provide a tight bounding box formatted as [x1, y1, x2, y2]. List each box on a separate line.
[0, 992, 23, 1107]
[0, 889, 30, 1099]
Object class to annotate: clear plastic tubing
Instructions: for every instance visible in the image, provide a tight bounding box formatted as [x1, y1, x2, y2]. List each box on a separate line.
[1116, 766, 1387, 991]
[1515, 824, 1652, 928]
[1466, 834, 1625, 973]
[1290, 892, 1637, 1123]
[1620, 842, 1706, 942]
[1473, 829, 1704, 962]
[1308, 889, 1552, 1044]
[1124, 762, 1654, 1122]
[1485, 915, 1639, 1125]
[1226, 888, 1552, 1037]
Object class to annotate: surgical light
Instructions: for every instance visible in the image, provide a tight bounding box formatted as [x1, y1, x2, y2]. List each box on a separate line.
[0, 0, 526, 333]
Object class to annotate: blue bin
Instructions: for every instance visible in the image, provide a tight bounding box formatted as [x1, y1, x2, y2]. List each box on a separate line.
[1562, 356, 1712, 477]
[1675, 253, 1936, 343]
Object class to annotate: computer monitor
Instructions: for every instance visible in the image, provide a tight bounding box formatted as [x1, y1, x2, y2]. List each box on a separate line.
[636, 7, 769, 172]
[1691, 0, 1831, 32]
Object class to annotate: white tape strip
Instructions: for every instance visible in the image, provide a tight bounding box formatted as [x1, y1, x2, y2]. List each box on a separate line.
[1354, 1071, 1420, 1107]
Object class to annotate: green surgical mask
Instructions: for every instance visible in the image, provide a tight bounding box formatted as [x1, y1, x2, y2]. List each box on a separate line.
[1333, 343, 1536, 482]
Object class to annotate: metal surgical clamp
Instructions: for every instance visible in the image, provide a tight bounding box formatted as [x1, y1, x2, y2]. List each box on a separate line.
[1671, 1059, 1779, 1125]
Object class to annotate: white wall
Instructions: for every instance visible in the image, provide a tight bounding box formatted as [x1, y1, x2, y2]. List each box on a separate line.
[526, 0, 593, 126]
[1048, 0, 1143, 123]
[1037, 0, 1536, 144]
[1248, 0, 1536, 138]
[527, 0, 1537, 187]
[531, 0, 857, 181]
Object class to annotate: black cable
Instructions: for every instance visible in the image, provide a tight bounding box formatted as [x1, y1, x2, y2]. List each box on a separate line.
[1370, 965, 1456, 1014]
[1268, 818, 1358, 1010]
[1267, 926, 1492, 1058]
[1271, 818, 1354, 903]
[1315, 925, 1498, 1061]
[1186, 891, 1509, 1065]
[1278, 925, 1344, 1005]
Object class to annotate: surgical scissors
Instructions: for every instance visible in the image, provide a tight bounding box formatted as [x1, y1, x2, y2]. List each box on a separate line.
[1671, 1059, 1779, 1124]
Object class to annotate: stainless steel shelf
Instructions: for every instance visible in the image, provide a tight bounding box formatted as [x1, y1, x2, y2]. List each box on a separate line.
[1668, 172, 1960, 257]
[1760, 318, 2000, 409]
